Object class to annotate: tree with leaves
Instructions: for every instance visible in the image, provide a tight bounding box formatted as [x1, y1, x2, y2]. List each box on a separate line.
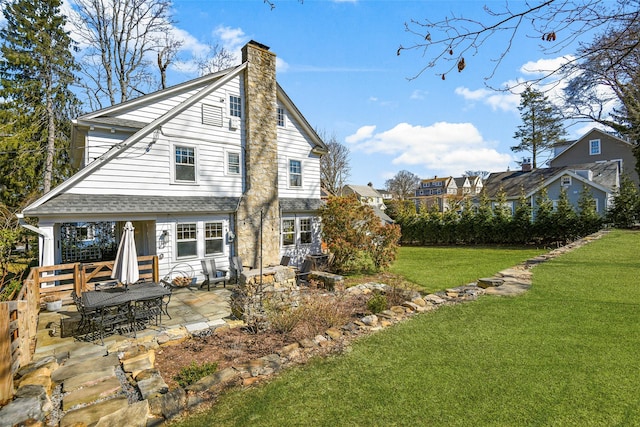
[606, 174, 640, 228]
[70, 0, 173, 109]
[385, 170, 421, 200]
[318, 131, 350, 196]
[0, 0, 79, 208]
[512, 87, 565, 169]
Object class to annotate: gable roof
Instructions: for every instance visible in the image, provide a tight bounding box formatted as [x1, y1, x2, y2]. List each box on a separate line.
[551, 128, 633, 162]
[483, 161, 619, 199]
[344, 184, 382, 198]
[24, 59, 328, 216]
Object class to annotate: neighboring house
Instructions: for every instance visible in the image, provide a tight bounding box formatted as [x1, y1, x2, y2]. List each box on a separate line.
[376, 188, 394, 201]
[482, 161, 619, 216]
[20, 41, 328, 282]
[342, 184, 393, 224]
[467, 175, 484, 195]
[550, 128, 638, 187]
[412, 176, 459, 212]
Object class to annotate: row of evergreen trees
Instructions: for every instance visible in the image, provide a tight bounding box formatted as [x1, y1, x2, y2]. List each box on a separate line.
[394, 186, 605, 246]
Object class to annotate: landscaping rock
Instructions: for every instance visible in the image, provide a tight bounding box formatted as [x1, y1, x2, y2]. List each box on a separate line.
[94, 400, 149, 427]
[148, 387, 186, 419]
[477, 277, 504, 288]
[361, 315, 378, 327]
[60, 397, 129, 427]
[186, 367, 239, 393]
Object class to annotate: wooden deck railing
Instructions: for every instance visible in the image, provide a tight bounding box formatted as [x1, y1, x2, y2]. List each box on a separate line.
[0, 255, 158, 404]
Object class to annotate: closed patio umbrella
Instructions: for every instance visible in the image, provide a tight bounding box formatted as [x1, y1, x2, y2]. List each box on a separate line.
[111, 221, 139, 290]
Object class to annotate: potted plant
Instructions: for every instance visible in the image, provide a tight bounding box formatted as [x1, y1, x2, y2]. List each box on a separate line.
[43, 294, 62, 312]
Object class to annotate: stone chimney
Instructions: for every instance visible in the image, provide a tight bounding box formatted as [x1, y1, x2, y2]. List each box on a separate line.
[236, 41, 280, 268]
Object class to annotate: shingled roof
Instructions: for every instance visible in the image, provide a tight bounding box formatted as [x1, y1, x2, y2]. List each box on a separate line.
[23, 194, 240, 216]
[483, 161, 619, 199]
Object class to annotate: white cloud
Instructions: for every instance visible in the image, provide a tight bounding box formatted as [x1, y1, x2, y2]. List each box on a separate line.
[345, 125, 376, 143]
[519, 56, 574, 76]
[346, 122, 513, 176]
[276, 57, 290, 73]
[455, 87, 519, 112]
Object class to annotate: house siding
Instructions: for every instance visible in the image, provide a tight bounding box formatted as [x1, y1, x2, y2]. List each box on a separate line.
[23, 41, 327, 277]
[549, 129, 638, 186]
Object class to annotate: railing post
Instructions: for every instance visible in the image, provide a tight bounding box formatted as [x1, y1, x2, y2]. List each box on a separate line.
[16, 301, 30, 367]
[0, 302, 13, 405]
[74, 263, 81, 294]
[153, 255, 159, 282]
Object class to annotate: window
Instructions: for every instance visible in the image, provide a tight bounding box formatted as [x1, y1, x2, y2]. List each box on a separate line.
[300, 218, 312, 244]
[282, 219, 295, 246]
[227, 152, 240, 175]
[175, 146, 195, 182]
[561, 176, 572, 186]
[277, 107, 285, 127]
[176, 223, 197, 258]
[229, 95, 242, 117]
[205, 222, 223, 255]
[289, 159, 302, 187]
[590, 139, 601, 155]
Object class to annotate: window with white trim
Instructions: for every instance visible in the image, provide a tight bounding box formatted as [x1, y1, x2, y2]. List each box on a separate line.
[277, 107, 285, 127]
[282, 219, 295, 246]
[561, 176, 572, 186]
[590, 139, 601, 155]
[300, 218, 312, 244]
[289, 159, 302, 187]
[227, 152, 240, 175]
[205, 222, 223, 255]
[176, 223, 197, 258]
[229, 95, 242, 118]
[175, 146, 196, 182]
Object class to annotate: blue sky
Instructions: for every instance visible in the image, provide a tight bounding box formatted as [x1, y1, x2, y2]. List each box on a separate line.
[24, 0, 606, 187]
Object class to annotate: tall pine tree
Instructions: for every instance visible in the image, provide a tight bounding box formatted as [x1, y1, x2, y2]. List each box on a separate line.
[0, 0, 78, 209]
[512, 86, 566, 169]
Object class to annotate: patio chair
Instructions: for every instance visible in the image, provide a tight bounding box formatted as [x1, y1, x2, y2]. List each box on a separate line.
[200, 258, 227, 291]
[158, 280, 172, 319]
[71, 291, 100, 338]
[231, 256, 246, 284]
[95, 302, 132, 344]
[296, 259, 313, 285]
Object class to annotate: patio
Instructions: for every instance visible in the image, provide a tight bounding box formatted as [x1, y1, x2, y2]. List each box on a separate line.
[34, 284, 237, 358]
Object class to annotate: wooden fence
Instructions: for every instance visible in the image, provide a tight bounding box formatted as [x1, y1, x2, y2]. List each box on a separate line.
[0, 255, 158, 405]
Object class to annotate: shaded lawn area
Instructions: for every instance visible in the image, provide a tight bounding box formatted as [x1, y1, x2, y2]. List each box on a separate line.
[172, 230, 640, 426]
[390, 245, 547, 293]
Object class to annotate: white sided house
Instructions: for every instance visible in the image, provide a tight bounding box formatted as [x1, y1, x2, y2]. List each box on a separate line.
[21, 41, 328, 282]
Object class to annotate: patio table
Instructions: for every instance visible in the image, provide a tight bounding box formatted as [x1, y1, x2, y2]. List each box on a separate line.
[81, 282, 171, 310]
[80, 282, 171, 342]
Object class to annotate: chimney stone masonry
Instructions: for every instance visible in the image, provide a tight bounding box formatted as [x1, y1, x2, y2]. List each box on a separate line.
[236, 41, 280, 268]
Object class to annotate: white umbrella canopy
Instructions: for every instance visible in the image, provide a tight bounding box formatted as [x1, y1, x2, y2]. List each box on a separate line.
[111, 221, 139, 288]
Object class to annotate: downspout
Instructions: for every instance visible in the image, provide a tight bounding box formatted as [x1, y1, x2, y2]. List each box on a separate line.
[16, 213, 53, 267]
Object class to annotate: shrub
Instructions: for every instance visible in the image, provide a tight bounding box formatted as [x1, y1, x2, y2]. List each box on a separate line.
[320, 196, 400, 274]
[266, 305, 303, 335]
[173, 361, 218, 388]
[366, 292, 388, 314]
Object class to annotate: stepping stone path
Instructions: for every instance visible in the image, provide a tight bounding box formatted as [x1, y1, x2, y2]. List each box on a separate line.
[0, 231, 607, 426]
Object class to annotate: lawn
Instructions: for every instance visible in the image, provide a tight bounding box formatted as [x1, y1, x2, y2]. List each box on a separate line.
[172, 230, 640, 426]
[390, 245, 547, 293]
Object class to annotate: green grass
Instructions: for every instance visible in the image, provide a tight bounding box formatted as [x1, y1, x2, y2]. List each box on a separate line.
[390, 245, 546, 293]
[172, 230, 640, 426]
